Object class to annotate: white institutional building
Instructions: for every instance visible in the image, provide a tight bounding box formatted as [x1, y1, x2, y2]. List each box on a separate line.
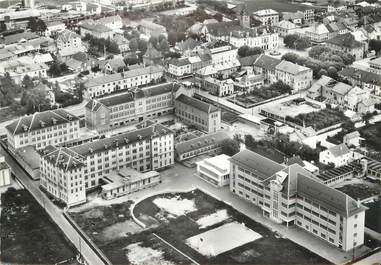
[39, 123, 174, 206]
[230, 149, 366, 251]
[196, 154, 231, 187]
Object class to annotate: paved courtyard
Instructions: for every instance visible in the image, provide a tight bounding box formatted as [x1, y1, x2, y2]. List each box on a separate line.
[81, 163, 372, 264]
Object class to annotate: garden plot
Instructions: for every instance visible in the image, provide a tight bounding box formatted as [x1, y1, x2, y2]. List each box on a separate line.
[186, 222, 262, 257]
[125, 243, 175, 265]
[153, 196, 196, 216]
[196, 209, 229, 229]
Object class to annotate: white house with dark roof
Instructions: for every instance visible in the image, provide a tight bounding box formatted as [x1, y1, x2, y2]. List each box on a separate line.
[252, 9, 279, 26]
[6, 109, 80, 151]
[83, 65, 164, 98]
[230, 149, 366, 251]
[39, 123, 174, 205]
[339, 67, 381, 96]
[56, 29, 85, 58]
[196, 154, 231, 187]
[319, 144, 353, 167]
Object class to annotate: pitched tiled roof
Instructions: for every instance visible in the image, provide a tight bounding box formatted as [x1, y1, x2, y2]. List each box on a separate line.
[176, 94, 219, 113]
[84, 65, 164, 88]
[276, 60, 311, 75]
[339, 67, 381, 86]
[71, 123, 173, 156]
[238, 54, 261, 67]
[205, 21, 243, 36]
[175, 131, 230, 155]
[326, 33, 362, 48]
[230, 149, 285, 181]
[254, 54, 281, 71]
[57, 30, 80, 43]
[328, 143, 350, 157]
[40, 145, 85, 172]
[6, 109, 79, 136]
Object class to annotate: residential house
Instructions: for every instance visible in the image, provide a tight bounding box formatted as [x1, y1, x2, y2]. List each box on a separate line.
[97, 15, 123, 31]
[56, 29, 85, 58]
[253, 54, 281, 84]
[303, 23, 330, 43]
[175, 94, 221, 133]
[326, 33, 364, 60]
[80, 22, 114, 39]
[0, 156, 11, 187]
[275, 60, 313, 92]
[142, 43, 163, 66]
[0, 58, 48, 84]
[200, 77, 234, 97]
[339, 67, 381, 96]
[252, 9, 279, 26]
[343, 131, 362, 148]
[138, 20, 167, 37]
[114, 35, 130, 54]
[275, 20, 300, 37]
[45, 21, 66, 37]
[319, 144, 353, 167]
[101, 57, 126, 74]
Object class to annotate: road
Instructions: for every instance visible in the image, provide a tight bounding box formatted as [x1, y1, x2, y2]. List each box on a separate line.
[353, 249, 381, 265]
[0, 145, 105, 265]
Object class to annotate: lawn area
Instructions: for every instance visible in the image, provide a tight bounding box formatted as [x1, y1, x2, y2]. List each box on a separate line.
[230, 85, 288, 108]
[0, 107, 19, 123]
[286, 107, 348, 131]
[359, 122, 381, 151]
[0, 188, 78, 264]
[336, 184, 380, 201]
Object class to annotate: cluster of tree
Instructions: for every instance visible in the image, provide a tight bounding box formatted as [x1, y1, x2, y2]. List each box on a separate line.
[283, 34, 311, 50]
[53, 82, 83, 108]
[167, 31, 186, 46]
[220, 138, 241, 156]
[356, 7, 381, 24]
[309, 45, 355, 65]
[27, 18, 47, 34]
[84, 34, 120, 56]
[48, 62, 69, 77]
[128, 37, 148, 54]
[282, 50, 352, 79]
[0, 74, 21, 107]
[237, 45, 264, 57]
[148, 35, 170, 52]
[369, 39, 381, 56]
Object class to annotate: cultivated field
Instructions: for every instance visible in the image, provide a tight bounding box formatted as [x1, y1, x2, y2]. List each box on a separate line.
[0, 188, 78, 265]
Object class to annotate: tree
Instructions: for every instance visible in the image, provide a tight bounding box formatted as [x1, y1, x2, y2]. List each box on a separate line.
[129, 38, 139, 51]
[283, 34, 299, 48]
[27, 18, 47, 34]
[158, 38, 169, 52]
[237, 45, 263, 57]
[138, 39, 148, 53]
[369, 39, 381, 56]
[281, 52, 299, 63]
[149, 36, 159, 49]
[48, 62, 68, 77]
[213, 13, 223, 22]
[22, 75, 34, 90]
[21, 89, 50, 114]
[0, 73, 20, 107]
[318, 68, 328, 78]
[244, 134, 256, 149]
[294, 37, 310, 50]
[220, 138, 240, 156]
[327, 66, 338, 79]
[270, 81, 292, 94]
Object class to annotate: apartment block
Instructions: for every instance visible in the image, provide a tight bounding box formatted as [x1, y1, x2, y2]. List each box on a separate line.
[230, 149, 366, 251]
[83, 65, 164, 99]
[85, 83, 180, 132]
[175, 94, 221, 133]
[39, 123, 174, 205]
[6, 109, 80, 151]
[39, 146, 86, 207]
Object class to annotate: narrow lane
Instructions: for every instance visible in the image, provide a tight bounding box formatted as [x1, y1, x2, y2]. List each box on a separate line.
[0, 145, 106, 265]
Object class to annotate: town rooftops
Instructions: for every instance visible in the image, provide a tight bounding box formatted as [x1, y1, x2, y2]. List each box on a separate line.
[81, 22, 112, 33]
[143, 43, 162, 59]
[326, 33, 362, 48]
[275, 60, 311, 75]
[71, 123, 173, 156]
[135, 82, 180, 98]
[254, 54, 281, 71]
[175, 131, 230, 155]
[176, 94, 219, 113]
[6, 109, 79, 136]
[2, 32, 40, 45]
[253, 9, 279, 16]
[169, 57, 191, 67]
[57, 29, 80, 43]
[205, 21, 244, 36]
[102, 168, 159, 191]
[230, 149, 285, 181]
[327, 143, 350, 157]
[339, 67, 381, 86]
[84, 65, 164, 88]
[297, 173, 366, 217]
[40, 145, 85, 172]
[331, 82, 353, 95]
[238, 54, 261, 67]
